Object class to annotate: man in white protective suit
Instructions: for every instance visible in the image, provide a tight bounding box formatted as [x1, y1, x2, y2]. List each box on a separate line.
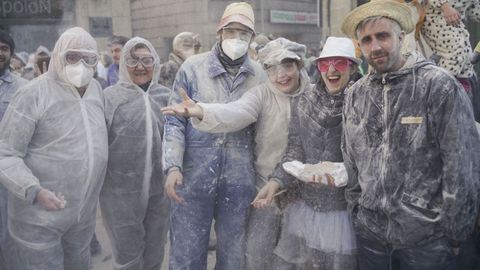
[0, 27, 108, 270]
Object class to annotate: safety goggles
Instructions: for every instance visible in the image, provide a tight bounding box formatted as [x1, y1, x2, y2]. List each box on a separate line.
[222, 27, 254, 42]
[317, 58, 353, 73]
[265, 61, 297, 77]
[64, 50, 99, 67]
[125, 56, 155, 68]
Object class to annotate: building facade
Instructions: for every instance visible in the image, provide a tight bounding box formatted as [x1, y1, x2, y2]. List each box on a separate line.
[0, 0, 132, 54]
[130, 0, 355, 60]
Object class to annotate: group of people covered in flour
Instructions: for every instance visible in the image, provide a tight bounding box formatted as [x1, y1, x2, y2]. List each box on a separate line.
[0, 1, 478, 270]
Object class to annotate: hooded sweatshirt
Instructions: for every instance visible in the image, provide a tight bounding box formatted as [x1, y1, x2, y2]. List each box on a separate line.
[342, 53, 480, 245]
[270, 75, 350, 212]
[192, 69, 310, 188]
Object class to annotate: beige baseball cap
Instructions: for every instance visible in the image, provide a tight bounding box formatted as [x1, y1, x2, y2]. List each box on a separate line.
[217, 2, 255, 32]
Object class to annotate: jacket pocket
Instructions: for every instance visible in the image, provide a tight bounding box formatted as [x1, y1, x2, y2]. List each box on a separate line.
[401, 192, 440, 220]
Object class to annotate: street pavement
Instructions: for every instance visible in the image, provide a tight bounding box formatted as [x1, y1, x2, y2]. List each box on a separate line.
[91, 208, 216, 269]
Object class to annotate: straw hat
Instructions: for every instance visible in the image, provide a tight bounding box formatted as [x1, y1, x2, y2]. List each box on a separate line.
[316, 37, 361, 65]
[217, 2, 255, 32]
[341, 0, 414, 39]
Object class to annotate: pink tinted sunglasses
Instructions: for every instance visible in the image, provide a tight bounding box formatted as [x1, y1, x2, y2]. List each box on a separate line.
[317, 58, 353, 73]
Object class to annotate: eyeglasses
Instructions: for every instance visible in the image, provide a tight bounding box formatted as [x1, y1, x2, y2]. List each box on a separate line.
[125, 56, 155, 68]
[265, 61, 297, 77]
[64, 50, 99, 67]
[317, 58, 353, 73]
[222, 27, 254, 42]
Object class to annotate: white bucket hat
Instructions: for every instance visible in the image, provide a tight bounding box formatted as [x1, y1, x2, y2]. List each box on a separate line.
[316, 37, 361, 65]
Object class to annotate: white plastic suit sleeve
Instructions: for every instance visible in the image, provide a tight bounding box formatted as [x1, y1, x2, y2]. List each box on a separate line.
[192, 88, 261, 133]
[0, 88, 41, 200]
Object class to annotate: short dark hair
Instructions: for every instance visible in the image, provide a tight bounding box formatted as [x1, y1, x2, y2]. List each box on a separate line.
[0, 30, 15, 54]
[108, 35, 129, 47]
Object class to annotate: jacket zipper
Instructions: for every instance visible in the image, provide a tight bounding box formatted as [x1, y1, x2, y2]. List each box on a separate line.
[380, 74, 393, 242]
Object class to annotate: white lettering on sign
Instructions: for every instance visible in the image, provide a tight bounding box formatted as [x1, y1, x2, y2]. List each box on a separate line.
[0, 0, 51, 17]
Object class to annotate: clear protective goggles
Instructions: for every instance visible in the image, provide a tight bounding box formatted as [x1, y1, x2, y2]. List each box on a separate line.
[125, 56, 155, 68]
[265, 61, 297, 77]
[64, 49, 99, 67]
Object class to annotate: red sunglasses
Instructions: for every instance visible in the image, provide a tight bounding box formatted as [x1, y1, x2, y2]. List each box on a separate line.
[317, 58, 353, 73]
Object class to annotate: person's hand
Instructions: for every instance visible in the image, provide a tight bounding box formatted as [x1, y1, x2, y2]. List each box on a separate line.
[35, 189, 66, 211]
[161, 88, 204, 119]
[251, 181, 280, 208]
[165, 169, 185, 203]
[310, 173, 336, 186]
[441, 3, 461, 27]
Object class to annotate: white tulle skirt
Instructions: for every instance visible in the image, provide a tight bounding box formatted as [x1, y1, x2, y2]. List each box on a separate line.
[274, 201, 357, 267]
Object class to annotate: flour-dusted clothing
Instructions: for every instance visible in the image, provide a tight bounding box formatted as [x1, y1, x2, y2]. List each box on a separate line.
[422, 0, 480, 78]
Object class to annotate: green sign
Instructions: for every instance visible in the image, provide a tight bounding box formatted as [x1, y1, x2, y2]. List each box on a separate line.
[270, 10, 318, 25]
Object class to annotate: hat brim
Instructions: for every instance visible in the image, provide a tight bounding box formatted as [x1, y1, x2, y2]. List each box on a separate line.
[217, 14, 255, 33]
[341, 1, 414, 39]
[262, 51, 301, 66]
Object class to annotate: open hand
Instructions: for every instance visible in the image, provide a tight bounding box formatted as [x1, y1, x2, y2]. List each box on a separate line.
[35, 189, 66, 211]
[165, 169, 185, 204]
[251, 181, 280, 208]
[441, 3, 461, 27]
[161, 88, 204, 119]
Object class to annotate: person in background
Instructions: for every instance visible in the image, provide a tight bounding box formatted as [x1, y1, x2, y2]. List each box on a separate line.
[248, 34, 269, 61]
[9, 52, 28, 77]
[107, 35, 129, 86]
[421, 0, 480, 104]
[158, 32, 201, 89]
[34, 52, 50, 77]
[97, 51, 112, 82]
[0, 29, 28, 270]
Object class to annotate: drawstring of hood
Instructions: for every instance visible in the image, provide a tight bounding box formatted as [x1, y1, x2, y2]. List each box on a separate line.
[410, 68, 416, 101]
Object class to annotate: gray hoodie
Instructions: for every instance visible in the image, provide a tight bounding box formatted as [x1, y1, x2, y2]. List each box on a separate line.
[342, 53, 480, 245]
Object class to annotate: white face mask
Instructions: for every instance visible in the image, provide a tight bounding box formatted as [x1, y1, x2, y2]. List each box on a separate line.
[65, 62, 94, 88]
[221, 39, 249, 61]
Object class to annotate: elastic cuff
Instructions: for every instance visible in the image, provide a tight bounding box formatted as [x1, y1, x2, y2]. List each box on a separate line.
[26, 185, 42, 205]
[167, 166, 181, 175]
[270, 178, 284, 189]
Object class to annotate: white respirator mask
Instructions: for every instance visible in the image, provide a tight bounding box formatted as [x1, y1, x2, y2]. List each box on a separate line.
[65, 61, 94, 88]
[221, 38, 249, 61]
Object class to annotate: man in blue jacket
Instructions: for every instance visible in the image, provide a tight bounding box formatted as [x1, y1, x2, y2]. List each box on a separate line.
[163, 2, 266, 269]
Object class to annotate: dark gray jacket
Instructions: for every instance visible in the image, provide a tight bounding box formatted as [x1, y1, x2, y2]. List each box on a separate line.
[342, 54, 480, 245]
[271, 83, 347, 212]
